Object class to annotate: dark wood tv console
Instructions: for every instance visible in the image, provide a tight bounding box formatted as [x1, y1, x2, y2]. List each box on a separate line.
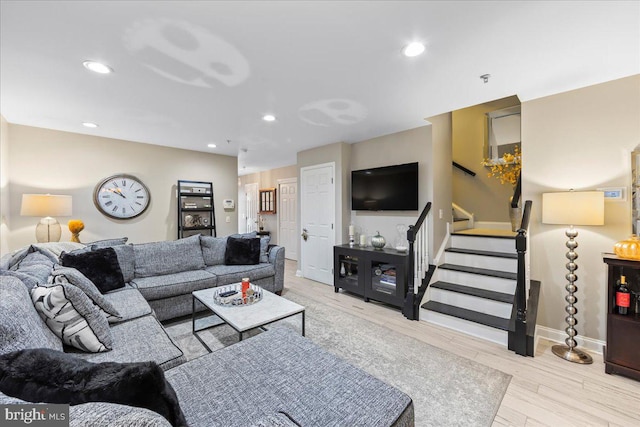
[334, 244, 409, 309]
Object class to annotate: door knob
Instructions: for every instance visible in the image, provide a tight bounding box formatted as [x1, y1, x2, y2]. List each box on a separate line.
[301, 228, 308, 241]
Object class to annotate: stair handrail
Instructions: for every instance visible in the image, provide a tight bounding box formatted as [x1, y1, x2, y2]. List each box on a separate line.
[452, 161, 476, 177]
[513, 199, 532, 356]
[403, 202, 433, 320]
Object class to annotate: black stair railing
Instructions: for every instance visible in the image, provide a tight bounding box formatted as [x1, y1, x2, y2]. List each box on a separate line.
[512, 199, 533, 356]
[452, 161, 476, 177]
[403, 202, 436, 320]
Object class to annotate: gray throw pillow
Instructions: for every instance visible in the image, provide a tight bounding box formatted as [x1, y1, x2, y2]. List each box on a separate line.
[200, 236, 228, 266]
[50, 265, 122, 323]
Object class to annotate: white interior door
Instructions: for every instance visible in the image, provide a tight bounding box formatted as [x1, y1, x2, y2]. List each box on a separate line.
[300, 163, 335, 285]
[278, 178, 298, 261]
[245, 182, 258, 233]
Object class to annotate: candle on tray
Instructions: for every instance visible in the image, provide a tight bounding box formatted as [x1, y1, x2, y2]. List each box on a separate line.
[348, 225, 355, 236]
[360, 234, 367, 246]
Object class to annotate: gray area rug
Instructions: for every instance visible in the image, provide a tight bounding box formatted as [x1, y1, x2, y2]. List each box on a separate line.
[164, 290, 511, 427]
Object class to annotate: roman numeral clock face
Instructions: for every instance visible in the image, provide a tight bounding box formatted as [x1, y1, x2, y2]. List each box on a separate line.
[94, 174, 150, 219]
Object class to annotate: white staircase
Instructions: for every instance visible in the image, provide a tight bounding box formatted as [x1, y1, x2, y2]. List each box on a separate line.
[420, 230, 517, 346]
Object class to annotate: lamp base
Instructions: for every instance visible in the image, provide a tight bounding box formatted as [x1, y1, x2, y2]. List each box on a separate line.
[35, 217, 61, 243]
[551, 344, 593, 364]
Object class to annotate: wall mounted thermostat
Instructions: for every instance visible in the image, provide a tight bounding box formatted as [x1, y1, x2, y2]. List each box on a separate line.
[598, 187, 626, 202]
[223, 199, 235, 209]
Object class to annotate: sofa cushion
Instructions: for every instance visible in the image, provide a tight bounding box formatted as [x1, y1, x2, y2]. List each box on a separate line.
[132, 270, 216, 301]
[31, 283, 113, 353]
[102, 285, 152, 321]
[70, 402, 173, 427]
[50, 265, 122, 322]
[5, 251, 54, 289]
[0, 276, 62, 354]
[165, 328, 412, 427]
[206, 263, 275, 286]
[134, 235, 205, 277]
[0, 348, 186, 427]
[70, 315, 186, 371]
[225, 236, 260, 265]
[30, 242, 86, 259]
[60, 247, 125, 293]
[200, 236, 228, 266]
[89, 237, 128, 247]
[259, 235, 270, 263]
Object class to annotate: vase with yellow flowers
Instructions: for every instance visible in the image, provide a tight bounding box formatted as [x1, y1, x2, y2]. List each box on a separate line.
[484, 146, 522, 231]
[68, 219, 85, 243]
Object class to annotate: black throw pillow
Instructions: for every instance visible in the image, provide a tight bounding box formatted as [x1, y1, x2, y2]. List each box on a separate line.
[0, 348, 187, 427]
[60, 247, 125, 293]
[224, 236, 260, 265]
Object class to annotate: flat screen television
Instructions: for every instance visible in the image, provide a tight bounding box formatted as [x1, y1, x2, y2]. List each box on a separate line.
[351, 162, 419, 211]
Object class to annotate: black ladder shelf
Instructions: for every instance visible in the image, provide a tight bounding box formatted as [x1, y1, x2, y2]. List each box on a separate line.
[177, 180, 216, 239]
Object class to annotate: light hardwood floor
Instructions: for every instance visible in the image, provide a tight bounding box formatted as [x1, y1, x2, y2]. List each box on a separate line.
[283, 260, 640, 427]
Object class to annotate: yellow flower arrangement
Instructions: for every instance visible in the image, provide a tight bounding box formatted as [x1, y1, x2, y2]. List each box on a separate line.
[68, 219, 84, 243]
[484, 146, 521, 187]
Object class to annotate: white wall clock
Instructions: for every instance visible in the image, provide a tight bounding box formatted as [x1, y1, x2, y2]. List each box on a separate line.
[94, 174, 150, 219]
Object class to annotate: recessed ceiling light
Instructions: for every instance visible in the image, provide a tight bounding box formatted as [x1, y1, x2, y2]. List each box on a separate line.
[207, 143, 217, 148]
[82, 60, 113, 74]
[402, 42, 425, 57]
[262, 114, 276, 122]
[82, 122, 99, 128]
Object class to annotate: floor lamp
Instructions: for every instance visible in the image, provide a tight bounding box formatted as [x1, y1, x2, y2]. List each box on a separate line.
[542, 190, 604, 364]
[20, 194, 73, 243]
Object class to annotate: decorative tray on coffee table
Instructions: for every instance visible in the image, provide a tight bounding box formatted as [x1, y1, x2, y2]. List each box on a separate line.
[213, 283, 263, 306]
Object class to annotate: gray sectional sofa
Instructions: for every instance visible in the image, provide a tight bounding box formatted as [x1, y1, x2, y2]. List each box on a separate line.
[0, 237, 414, 427]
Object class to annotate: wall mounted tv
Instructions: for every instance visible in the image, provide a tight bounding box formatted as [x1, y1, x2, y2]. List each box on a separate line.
[351, 162, 419, 211]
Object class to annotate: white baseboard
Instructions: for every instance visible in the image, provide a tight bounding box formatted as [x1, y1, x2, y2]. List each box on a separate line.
[296, 270, 302, 277]
[536, 325, 605, 355]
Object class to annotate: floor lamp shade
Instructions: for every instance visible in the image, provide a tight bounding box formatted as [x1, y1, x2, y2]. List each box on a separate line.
[542, 191, 604, 226]
[20, 194, 73, 243]
[542, 190, 604, 364]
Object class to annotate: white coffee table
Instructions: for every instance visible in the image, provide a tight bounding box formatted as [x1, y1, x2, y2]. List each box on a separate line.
[192, 285, 305, 352]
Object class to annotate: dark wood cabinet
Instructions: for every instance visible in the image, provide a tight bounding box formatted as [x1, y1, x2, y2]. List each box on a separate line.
[334, 244, 409, 309]
[602, 254, 640, 381]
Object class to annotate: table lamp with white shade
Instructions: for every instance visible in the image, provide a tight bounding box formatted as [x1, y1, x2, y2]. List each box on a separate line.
[20, 194, 73, 243]
[542, 190, 604, 364]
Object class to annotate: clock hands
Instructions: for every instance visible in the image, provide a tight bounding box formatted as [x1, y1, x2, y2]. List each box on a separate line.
[107, 188, 127, 199]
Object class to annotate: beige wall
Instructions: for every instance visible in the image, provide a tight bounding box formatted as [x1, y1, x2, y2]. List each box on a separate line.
[522, 74, 640, 342]
[350, 125, 435, 253]
[0, 116, 9, 255]
[452, 96, 520, 222]
[7, 124, 238, 250]
[238, 164, 298, 245]
[426, 113, 453, 259]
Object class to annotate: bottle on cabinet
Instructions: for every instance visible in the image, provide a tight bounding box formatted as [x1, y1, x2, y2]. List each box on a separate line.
[616, 275, 631, 315]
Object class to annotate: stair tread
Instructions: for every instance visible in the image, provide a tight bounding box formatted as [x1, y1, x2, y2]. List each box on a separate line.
[451, 230, 516, 239]
[439, 263, 517, 280]
[453, 218, 469, 222]
[431, 281, 514, 303]
[422, 301, 510, 331]
[445, 247, 517, 259]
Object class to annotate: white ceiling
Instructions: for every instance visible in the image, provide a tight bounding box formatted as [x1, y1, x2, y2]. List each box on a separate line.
[1, 1, 638, 175]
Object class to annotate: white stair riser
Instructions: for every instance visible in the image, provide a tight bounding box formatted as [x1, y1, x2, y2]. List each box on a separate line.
[438, 269, 516, 294]
[444, 252, 517, 273]
[451, 235, 514, 253]
[420, 309, 508, 346]
[430, 288, 513, 319]
[453, 220, 470, 232]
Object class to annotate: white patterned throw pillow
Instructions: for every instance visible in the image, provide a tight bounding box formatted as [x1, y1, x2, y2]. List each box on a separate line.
[31, 283, 113, 353]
